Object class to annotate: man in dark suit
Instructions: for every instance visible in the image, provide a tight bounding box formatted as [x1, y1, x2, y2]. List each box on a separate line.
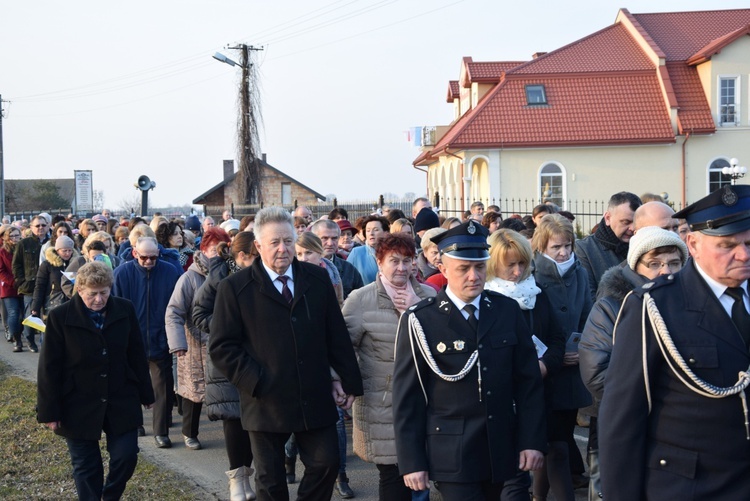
[392, 219, 546, 500]
[599, 184, 750, 500]
[209, 207, 363, 501]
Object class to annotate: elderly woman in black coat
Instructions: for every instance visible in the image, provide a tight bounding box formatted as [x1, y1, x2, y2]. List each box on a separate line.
[37, 261, 154, 501]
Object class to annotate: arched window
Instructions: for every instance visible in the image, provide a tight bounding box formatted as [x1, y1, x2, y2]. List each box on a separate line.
[708, 158, 732, 193]
[539, 163, 565, 207]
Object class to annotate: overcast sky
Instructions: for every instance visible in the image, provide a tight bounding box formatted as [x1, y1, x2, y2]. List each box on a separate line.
[2, 0, 747, 212]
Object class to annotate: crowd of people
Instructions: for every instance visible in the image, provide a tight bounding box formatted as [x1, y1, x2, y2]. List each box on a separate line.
[7, 187, 748, 501]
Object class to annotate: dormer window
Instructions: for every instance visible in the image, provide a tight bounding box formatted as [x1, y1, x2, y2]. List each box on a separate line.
[526, 85, 547, 105]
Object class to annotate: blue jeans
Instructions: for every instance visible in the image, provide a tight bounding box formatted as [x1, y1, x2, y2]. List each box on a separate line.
[22, 295, 38, 344]
[3, 297, 23, 346]
[66, 429, 139, 501]
[336, 407, 347, 476]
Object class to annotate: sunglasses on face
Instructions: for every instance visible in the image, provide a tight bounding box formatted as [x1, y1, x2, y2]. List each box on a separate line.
[136, 254, 159, 262]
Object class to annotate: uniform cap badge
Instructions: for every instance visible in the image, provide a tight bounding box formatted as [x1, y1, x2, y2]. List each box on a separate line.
[467, 222, 476, 235]
[722, 185, 738, 206]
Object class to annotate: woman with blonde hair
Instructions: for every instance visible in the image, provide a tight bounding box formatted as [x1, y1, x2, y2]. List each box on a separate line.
[530, 214, 592, 501]
[0, 225, 25, 351]
[389, 218, 414, 240]
[485, 229, 566, 499]
[295, 232, 344, 306]
[74, 218, 97, 250]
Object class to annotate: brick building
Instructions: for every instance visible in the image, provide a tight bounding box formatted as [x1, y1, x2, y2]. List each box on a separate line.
[192, 155, 325, 216]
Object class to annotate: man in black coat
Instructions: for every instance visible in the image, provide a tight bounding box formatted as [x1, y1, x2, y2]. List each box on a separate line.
[600, 184, 750, 500]
[209, 207, 363, 501]
[392, 220, 546, 500]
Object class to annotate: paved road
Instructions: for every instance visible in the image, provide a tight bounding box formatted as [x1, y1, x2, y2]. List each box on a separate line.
[1, 338, 588, 500]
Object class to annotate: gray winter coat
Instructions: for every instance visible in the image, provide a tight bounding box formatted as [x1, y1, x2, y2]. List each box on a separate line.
[579, 263, 647, 414]
[343, 275, 435, 464]
[532, 253, 593, 410]
[166, 252, 208, 403]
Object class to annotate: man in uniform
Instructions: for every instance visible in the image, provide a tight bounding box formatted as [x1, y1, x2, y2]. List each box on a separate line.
[599, 184, 750, 499]
[392, 220, 546, 500]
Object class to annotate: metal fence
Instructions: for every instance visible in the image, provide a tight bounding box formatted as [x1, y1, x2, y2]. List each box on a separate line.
[204, 195, 686, 238]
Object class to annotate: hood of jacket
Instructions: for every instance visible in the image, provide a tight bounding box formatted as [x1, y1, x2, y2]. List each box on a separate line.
[45, 246, 79, 268]
[188, 250, 209, 277]
[596, 262, 647, 302]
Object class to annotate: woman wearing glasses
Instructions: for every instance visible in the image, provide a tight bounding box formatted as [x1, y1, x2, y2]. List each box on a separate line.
[0, 225, 25, 352]
[579, 226, 688, 500]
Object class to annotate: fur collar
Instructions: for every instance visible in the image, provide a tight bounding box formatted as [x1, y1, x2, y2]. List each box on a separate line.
[45, 246, 79, 268]
[596, 263, 647, 302]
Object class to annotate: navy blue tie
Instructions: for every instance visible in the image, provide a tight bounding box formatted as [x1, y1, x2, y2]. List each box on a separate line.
[725, 287, 750, 348]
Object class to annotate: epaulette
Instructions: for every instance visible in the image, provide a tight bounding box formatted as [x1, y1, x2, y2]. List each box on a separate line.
[631, 273, 677, 298]
[407, 296, 435, 312]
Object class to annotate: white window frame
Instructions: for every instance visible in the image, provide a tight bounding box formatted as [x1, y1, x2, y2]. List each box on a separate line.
[538, 161, 566, 208]
[717, 75, 740, 126]
[707, 157, 732, 194]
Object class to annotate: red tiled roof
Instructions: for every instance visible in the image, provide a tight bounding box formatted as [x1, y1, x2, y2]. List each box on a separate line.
[459, 58, 525, 87]
[446, 80, 460, 102]
[467, 61, 525, 81]
[631, 9, 750, 61]
[510, 23, 653, 74]
[665, 62, 715, 134]
[426, 74, 674, 152]
[687, 24, 750, 65]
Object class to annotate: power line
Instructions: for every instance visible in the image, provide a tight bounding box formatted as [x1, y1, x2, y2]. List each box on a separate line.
[8, 0, 464, 113]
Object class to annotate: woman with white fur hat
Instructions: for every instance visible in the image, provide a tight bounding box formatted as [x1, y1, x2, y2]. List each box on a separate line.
[579, 226, 688, 500]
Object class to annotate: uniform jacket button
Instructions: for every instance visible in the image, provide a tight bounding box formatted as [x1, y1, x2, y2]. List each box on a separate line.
[659, 459, 667, 466]
[435, 427, 441, 432]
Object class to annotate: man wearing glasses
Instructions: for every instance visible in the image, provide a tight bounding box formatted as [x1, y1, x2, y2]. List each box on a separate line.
[113, 237, 181, 449]
[11, 215, 49, 352]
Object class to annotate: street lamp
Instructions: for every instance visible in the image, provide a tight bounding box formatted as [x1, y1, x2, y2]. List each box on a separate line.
[722, 158, 747, 185]
[212, 52, 239, 68]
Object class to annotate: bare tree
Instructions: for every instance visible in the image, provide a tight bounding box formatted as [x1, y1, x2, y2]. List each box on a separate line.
[117, 192, 142, 217]
[93, 190, 105, 213]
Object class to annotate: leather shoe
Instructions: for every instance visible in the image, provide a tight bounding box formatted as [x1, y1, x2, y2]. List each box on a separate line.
[335, 478, 354, 499]
[154, 435, 172, 448]
[183, 436, 202, 450]
[13, 345, 22, 352]
[137, 426, 146, 437]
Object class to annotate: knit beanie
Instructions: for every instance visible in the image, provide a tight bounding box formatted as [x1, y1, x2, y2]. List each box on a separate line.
[627, 226, 688, 270]
[55, 235, 75, 250]
[414, 208, 440, 233]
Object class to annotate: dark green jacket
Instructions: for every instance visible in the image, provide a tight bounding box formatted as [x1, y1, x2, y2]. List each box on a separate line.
[12, 236, 45, 295]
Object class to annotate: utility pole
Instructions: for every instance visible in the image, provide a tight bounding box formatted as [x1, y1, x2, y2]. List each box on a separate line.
[0, 95, 5, 218]
[228, 44, 263, 205]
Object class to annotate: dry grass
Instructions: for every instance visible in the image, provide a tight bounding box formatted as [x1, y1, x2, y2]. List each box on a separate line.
[0, 362, 203, 500]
